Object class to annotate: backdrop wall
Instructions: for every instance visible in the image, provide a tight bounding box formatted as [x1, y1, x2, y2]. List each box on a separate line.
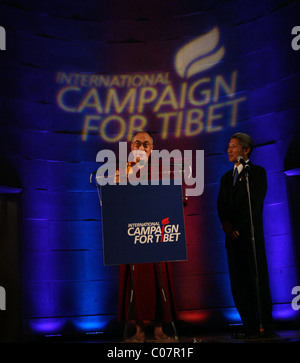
[0, 0, 300, 338]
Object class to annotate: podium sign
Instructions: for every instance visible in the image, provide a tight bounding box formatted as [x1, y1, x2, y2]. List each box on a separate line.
[100, 183, 187, 265]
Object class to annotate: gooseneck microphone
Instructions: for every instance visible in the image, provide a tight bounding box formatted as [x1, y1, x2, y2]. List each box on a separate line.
[237, 156, 250, 170]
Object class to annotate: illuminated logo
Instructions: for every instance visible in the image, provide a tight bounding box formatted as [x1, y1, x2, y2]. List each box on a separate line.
[0, 26, 6, 50]
[127, 218, 181, 244]
[175, 27, 225, 78]
[55, 26, 246, 142]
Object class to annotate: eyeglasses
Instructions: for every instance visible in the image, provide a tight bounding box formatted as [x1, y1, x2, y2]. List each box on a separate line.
[131, 141, 153, 150]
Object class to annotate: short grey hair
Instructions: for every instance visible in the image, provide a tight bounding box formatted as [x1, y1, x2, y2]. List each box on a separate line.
[231, 132, 254, 157]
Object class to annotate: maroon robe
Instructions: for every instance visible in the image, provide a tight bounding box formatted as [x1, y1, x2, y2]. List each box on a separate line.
[118, 262, 178, 322]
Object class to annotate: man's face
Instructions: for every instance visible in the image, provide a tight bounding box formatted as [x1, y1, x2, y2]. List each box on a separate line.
[131, 132, 153, 160]
[227, 138, 249, 163]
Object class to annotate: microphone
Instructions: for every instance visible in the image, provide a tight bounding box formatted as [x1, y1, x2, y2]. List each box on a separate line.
[237, 156, 250, 170]
[237, 156, 245, 165]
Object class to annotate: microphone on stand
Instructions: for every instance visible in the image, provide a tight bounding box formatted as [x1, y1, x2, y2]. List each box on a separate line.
[237, 156, 250, 170]
[237, 155, 264, 333]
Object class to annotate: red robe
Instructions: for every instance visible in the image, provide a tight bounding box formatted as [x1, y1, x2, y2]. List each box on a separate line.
[118, 262, 178, 322]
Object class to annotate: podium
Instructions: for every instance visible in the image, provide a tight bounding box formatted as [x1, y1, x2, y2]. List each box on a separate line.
[98, 182, 187, 340]
[100, 183, 187, 266]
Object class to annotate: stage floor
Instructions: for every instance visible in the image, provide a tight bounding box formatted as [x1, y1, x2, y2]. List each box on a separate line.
[54, 328, 300, 344]
[179, 329, 300, 344]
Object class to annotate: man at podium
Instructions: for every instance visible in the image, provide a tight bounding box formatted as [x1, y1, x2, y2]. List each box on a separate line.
[117, 131, 178, 342]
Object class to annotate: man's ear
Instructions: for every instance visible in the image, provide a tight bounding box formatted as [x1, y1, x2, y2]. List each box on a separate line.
[244, 147, 250, 158]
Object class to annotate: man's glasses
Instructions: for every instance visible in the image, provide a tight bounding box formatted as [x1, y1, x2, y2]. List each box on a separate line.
[131, 141, 152, 150]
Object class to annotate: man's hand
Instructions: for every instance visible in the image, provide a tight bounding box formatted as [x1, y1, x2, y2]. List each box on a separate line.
[114, 169, 120, 183]
[221, 221, 240, 239]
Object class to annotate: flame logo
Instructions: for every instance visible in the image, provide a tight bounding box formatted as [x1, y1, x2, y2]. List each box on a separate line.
[174, 27, 225, 79]
[162, 217, 170, 225]
[160, 217, 170, 242]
